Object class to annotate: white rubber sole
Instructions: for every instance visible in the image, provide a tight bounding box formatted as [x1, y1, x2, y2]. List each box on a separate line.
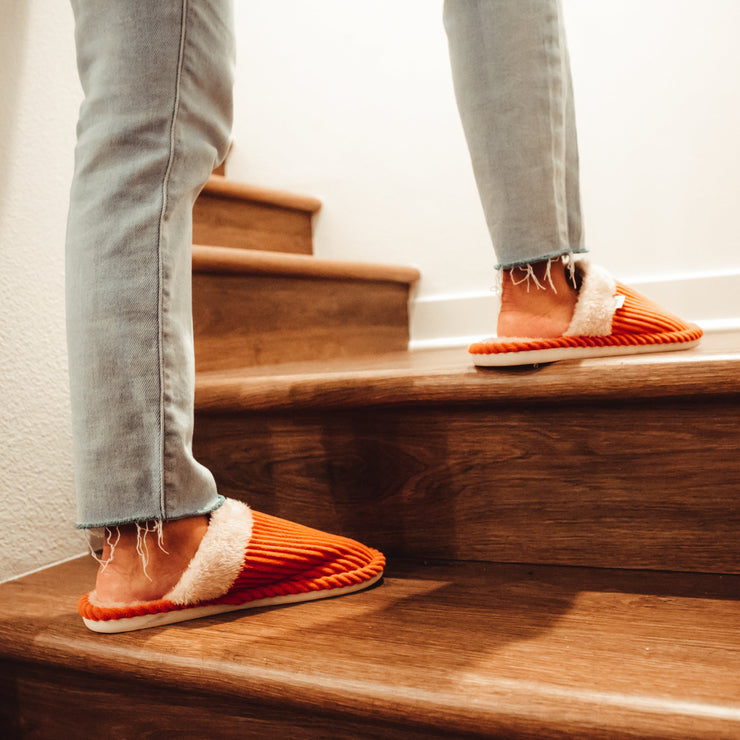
[82, 573, 383, 634]
[470, 339, 702, 367]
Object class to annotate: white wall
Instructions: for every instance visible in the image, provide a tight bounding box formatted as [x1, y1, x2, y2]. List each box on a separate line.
[568, 0, 740, 310]
[0, 0, 82, 581]
[232, 0, 490, 299]
[231, 0, 740, 346]
[2, 1, 738, 580]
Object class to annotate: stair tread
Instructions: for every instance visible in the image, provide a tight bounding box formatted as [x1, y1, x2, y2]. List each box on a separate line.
[195, 330, 740, 412]
[193, 244, 421, 284]
[1, 557, 738, 738]
[202, 174, 322, 213]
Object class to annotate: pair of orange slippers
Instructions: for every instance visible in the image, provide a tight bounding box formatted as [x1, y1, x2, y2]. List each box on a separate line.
[80, 260, 701, 633]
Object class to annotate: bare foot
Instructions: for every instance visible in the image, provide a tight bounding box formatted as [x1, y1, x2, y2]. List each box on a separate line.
[93, 515, 209, 604]
[497, 259, 578, 338]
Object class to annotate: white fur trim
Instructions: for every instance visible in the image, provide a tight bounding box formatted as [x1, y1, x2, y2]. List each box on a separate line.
[164, 499, 253, 606]
[564, 261, 618, 337]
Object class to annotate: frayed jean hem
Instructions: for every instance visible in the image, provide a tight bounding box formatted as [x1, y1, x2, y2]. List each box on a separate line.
[75, 494, 226, 530]
[495, 247, 589, 271]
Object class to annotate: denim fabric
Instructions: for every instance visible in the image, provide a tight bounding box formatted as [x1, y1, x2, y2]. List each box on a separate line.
[66, 0, 234, 527]
[444, 0, 587, 268]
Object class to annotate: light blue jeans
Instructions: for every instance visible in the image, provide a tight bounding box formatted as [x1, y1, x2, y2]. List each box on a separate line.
[444, 0, 586, 269]
[67, 0, 233, 527]
[66, 0, 583, 528]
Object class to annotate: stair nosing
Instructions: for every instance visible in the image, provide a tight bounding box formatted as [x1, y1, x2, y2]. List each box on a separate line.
[202, 174, 322, 214]
[194, 346, 740, 413]
[192, 244, 421, 285]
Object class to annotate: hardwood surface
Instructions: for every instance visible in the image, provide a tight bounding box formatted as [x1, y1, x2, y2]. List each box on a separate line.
[192, 334, 740, 573]
[193, 244, 421, 284]
[1, 663, 447, 740]
[193, 248, 419, 372]
[1, 557, 738, 738]
[195, 396, 740, 574]
[195, 330, 740, 412]
[193, 175, 321, 254]
[202, 174, 323, 213]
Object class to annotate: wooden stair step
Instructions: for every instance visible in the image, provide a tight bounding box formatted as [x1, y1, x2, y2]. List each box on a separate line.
[192, 245, 421, 372]
[2, 557, 738, 738]
[193, 332, 740, 574]
[193, 174, 322, 255]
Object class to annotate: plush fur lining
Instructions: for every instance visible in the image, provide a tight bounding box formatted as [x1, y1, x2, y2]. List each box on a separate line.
[164, 499, 253, 606]
[564, 261, 618, 337]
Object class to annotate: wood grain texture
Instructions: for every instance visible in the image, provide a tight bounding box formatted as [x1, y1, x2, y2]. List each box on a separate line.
[1, 558, 738, 739]
[193, 336, 740, 573]
[195, 332, 740, 412]
[1, 663, 443, 739]
[193, 175, 320, 254]
[193, 270, 414, 371]
[194, 400, 740, 573]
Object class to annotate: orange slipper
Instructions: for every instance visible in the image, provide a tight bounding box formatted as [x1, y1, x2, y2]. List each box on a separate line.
[469, 260, 703, 367]
[79, 499, 385, 633]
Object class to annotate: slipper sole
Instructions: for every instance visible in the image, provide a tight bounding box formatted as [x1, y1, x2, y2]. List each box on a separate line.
[471, 334, 702, 367]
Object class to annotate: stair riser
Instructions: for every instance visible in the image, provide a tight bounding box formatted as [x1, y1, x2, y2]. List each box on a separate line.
[194, 396, 740, 574]
[193, 273, 412, 371]
[1, 662, 455, 739]
[193, 195, 314, 254]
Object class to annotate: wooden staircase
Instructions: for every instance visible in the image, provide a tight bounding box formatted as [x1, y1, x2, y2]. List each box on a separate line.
[1, 173, 739, 738]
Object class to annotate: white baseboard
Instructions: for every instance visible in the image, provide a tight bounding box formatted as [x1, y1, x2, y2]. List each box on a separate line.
[0, 550, 87, 585]
[409, 271, 740, 351]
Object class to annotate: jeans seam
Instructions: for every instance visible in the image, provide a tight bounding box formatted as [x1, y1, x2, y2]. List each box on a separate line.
[495, 246, 588, 271]
[156, 0, 190, 521]
[546, 1, 568, 252]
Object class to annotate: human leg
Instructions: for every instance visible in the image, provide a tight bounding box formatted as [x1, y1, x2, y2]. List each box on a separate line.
[444, 0, 583, 338]
[66, 0, 234, 531]
[443, 0, 583, 272]
[66, 0, 234, 605]
[66, 1, 384, 624]
[443, 0, 701, 363]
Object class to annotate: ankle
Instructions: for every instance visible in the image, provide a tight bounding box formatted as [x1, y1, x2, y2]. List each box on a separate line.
[502, 257, 576, 298]
[94, 515, 209, 604]
[497, 258, 578, 338]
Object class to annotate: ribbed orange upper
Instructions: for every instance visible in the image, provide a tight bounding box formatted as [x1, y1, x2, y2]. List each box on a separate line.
[220, 512, 384, 601]
[610, 283, 695, 336]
